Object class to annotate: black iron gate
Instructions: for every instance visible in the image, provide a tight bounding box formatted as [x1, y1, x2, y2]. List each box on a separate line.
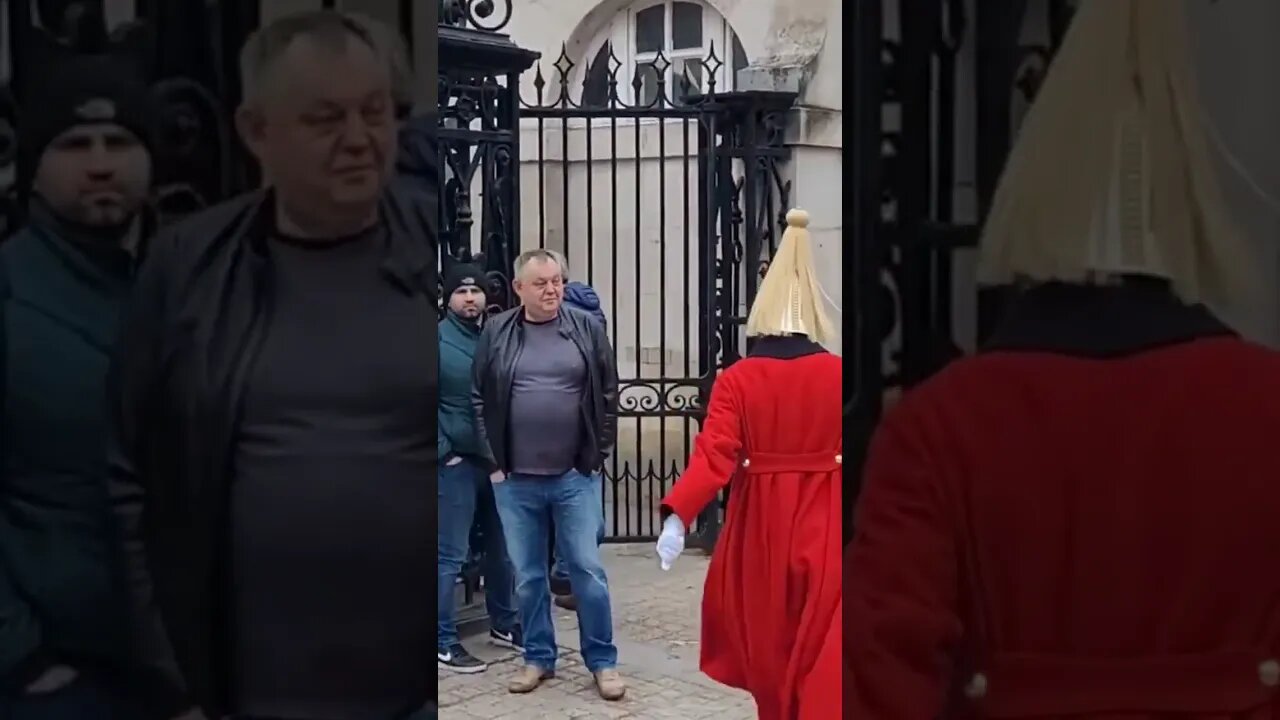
[846, 0, 1079, 537]
[439, 5, 796, 546]
[518, 47, 794, 546]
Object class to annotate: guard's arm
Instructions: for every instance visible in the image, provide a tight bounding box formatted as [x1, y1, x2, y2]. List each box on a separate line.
[659, 370, 743, 526]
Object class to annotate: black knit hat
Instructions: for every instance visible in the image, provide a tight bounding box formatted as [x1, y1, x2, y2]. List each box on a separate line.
[16, 54, 155, 201]
[443, 262, 485, 299]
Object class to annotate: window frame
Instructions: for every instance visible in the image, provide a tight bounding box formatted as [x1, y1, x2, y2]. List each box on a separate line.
[571, 0, 745, 110]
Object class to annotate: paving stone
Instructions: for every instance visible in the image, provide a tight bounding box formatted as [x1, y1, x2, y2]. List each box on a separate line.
[439, 544, 756, 718]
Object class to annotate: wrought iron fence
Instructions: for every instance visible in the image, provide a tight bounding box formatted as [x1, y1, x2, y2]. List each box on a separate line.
[438, 3, 797, 544]
[521, 42, 723, 543]
[518, 43, 794, 545]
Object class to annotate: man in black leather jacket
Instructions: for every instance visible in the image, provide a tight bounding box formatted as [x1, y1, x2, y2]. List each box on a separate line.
[107, 11, 438, 720]
[471, 248, 625, 702]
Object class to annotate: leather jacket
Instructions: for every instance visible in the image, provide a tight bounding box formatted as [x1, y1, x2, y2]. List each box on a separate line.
[471, 305, 618, 474]
[106, 187, 437, 718]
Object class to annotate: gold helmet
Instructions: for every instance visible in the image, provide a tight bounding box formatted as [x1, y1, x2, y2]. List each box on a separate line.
[746, 209, 838, 348]
[978, 0, 1259, 325]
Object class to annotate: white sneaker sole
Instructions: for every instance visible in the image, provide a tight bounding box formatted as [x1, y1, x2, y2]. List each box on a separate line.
[438, 658, 488, 674]
[489, 635, 523, 651]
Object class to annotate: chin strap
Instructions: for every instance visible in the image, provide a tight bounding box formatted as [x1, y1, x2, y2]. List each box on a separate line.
[779, 281, 806, 335]
[1089, 100, 1163, 280]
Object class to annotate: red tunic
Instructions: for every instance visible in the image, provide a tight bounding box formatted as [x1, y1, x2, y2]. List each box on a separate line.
[661, 342, 843, 720]
[847, 335, 1280, 719]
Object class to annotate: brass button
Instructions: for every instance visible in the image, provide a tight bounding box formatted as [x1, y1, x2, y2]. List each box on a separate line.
[965, 673, 988, 699]
[742, 458, 750, 468]
[835, 454, 842, 464]
[1260, 659, 1280, 688]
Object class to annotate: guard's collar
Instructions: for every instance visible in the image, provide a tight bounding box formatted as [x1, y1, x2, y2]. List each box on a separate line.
[747, 334, 827, 359]
[982, 279, 1235, 358]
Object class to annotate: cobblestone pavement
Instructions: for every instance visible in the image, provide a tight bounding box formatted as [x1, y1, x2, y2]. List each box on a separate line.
[438, 543, 757, 719]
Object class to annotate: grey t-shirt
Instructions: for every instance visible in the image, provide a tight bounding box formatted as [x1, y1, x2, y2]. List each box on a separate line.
[228, 229, 436, 719]
[508, 318, 587, 475]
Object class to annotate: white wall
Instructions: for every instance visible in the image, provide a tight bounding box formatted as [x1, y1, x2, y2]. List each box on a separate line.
[783, 0, 842, 353]
[1184, 0, 1280, 346]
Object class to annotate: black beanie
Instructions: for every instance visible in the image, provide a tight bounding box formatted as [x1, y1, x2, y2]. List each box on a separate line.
[444, 262, 485, 299]
[16, 54, 155, 201]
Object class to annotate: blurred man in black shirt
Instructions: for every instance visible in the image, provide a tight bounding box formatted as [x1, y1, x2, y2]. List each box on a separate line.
[108, 11, 438, 720]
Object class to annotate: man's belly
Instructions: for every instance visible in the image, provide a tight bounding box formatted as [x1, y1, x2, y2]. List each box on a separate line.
[228, 455, 435, 719]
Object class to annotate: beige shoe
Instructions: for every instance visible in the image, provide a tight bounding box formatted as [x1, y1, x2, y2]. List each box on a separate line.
[594, 668, 626, 700]
[508, 664, 554, 694]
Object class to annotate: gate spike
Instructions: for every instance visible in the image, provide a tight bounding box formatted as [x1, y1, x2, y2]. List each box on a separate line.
[532, 64, 547, 104]
[553, 43, 577, 79]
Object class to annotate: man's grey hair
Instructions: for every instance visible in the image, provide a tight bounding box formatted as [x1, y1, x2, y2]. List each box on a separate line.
[546, 249, 570, 280]
[514, 249, 565, 279]
[238, 10, 416, 110]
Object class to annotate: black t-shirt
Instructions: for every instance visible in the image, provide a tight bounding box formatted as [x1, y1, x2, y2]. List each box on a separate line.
[508, 318, 587, 475]
[228, 228, 436, 719]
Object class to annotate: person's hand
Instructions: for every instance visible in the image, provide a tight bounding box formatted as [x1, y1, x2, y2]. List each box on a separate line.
[23, 663, 78, 695]
[446, 456, 463, 467]
[170, 707, 209, 720]
[489, 469, 506, 484]
[656, 514, 685, 570]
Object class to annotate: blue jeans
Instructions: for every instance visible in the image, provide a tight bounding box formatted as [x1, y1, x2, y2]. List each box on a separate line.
[0, 674, 136, 720]
[551, 473, 605, 585]
[437, 457, 517, 648]
[493, 469, 617, 673]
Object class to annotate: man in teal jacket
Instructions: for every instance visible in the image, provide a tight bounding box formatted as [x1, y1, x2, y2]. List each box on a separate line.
[437, 261, 520, 673]
[0, 56, 154, 718]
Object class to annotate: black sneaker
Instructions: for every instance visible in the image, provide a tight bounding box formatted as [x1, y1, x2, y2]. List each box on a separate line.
[437, 644, 487, 674]
[489, 625, 524, 651]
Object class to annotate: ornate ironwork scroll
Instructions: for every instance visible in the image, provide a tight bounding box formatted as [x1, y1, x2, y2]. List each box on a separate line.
[438, 23, 538, 313]
[440, 0, 514, 32]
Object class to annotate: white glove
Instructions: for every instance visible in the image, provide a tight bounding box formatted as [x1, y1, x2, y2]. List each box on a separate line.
[656, 514, 686, 570]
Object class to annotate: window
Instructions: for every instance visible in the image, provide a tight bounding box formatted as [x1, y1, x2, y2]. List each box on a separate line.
[580, 0, 748, 108]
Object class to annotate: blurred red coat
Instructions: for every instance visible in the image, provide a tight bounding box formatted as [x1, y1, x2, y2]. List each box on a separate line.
[847, 282, 1280, 719]
[661, 335, 843, 720]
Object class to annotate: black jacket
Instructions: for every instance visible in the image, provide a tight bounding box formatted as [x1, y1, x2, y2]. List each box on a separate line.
[471, 306, 619, 474]
[0, 213, 135, 692]
[107, 188, 437, 718]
